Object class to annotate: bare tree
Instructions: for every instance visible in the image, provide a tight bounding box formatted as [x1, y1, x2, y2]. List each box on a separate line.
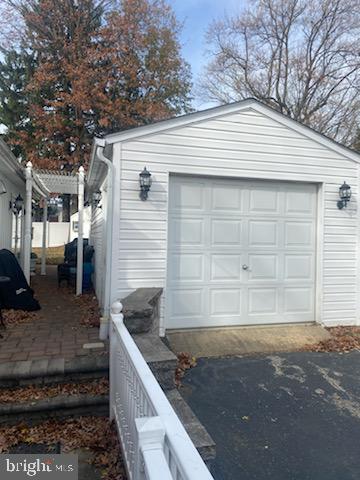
[200, 0, 360, 146]
[0, 1, 23, 50]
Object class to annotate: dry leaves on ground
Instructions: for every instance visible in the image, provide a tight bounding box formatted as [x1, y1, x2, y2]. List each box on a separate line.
[74, 293, 101, 327]
[305, 326, 360, 352]
[175, 352, 197, 387]
[0, 378, 109, 404]
[3, 310, 38, 326]
[0, 416, 126, 479]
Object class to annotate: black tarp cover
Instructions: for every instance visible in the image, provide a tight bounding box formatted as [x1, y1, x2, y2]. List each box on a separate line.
[0, 249, 40, 311]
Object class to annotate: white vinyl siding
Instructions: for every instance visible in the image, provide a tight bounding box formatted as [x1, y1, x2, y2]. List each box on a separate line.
[0, 176, 25, 251]
[110, 107, 359, 330]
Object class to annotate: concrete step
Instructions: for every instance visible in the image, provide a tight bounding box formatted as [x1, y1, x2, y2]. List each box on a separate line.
[133, 333, 177, 390]
[0, 393, 109, 425]
[0, 356, 109, 388]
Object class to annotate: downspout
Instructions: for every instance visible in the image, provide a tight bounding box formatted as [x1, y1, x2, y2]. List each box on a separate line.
[95, 140, 114, 335]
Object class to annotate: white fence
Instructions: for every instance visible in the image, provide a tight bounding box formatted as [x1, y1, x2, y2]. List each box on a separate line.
[32, 222, 70, 248]
[110, 301, 214, 480]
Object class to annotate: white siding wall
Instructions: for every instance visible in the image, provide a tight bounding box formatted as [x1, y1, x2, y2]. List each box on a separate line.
[0, 175, 25, 251]
[111, 107, 360, 330]
[89, 181, 107, 308]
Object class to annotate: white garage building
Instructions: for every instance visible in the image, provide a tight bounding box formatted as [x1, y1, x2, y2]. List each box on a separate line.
[87, 99, 360, 335]
[0, 139, 26, 254]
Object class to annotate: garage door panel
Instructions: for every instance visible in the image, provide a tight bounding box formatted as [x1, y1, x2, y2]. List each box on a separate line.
[285, 189, 316, 215]
[285, 221, 314, 247]
[211, 219, 242, 245]
[248, 288, 278, 315]
[210, 288, 242, 316]
[169, 288, 204, 318]
[249, 188, 280, 214]
[170, 217, 205, 247]
[170, 254, 204, 282]
[248, 221, 278, 246]
[284, 255, 313, 280]
[210, 255, 241, 281]
[167, 176, 316, 329]
[248, 255, 278, 281]
[212, 183, 243, 211]
[284, 287, 313, 314]
[171, 180, 206, 212]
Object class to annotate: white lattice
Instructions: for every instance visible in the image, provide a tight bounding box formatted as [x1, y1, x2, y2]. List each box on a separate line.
[110, 301, 214, 480]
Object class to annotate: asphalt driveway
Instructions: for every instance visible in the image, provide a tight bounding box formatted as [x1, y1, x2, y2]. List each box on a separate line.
[180, 351, 360, 480]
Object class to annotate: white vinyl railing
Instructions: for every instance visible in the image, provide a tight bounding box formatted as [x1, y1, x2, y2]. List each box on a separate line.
[110, 300, 214, 480]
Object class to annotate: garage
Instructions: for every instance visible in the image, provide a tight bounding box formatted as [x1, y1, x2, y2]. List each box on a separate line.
[167, 176, 317, 329]
[88, 98, 360, 333]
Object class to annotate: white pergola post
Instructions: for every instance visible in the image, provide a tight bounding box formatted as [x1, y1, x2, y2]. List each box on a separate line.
[41, 197, 48, 276]
[23, 161, 33, 283]
[76, 166, 84, 295]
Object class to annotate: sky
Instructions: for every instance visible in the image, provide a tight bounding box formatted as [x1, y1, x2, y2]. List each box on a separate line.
[171, 0, 246, 108]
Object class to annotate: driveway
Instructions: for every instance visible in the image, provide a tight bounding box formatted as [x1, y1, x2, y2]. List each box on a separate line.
[180, 351, 360, 480]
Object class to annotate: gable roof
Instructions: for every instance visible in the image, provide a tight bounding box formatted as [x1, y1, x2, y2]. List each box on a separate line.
[102, 98, 360, 164]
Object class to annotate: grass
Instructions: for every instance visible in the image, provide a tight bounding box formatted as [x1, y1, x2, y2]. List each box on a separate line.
[32, 245, 64, 265]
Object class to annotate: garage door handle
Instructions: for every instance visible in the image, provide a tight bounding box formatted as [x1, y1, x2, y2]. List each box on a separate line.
[242, 264, 249, 270]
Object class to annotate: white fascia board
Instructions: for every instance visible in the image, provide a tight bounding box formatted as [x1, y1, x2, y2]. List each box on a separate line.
[103, 98, 360, 165]
[0, 138, 25, 181]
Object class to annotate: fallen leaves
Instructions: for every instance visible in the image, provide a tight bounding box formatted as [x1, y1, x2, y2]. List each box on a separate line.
[2, 310, 38, 326]
[175, 352, 197, 387]
[305, 326, 360, 353]
[0, 379, 109, 404]
[0, 416, 126, 479]
[74, 294, 101, 328]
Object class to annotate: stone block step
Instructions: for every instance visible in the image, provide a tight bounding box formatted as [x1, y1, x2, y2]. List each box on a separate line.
[0, 394, 109, 425]
[122, 287, 163, 334]
[133, 333, 177, 390]
[0, 356, 109, 388]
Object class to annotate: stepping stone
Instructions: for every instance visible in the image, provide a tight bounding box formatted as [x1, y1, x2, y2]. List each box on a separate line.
[82, 343, 104, 350]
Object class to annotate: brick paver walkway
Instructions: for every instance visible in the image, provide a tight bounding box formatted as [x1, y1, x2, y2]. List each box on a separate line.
[0, 266, 106, 363]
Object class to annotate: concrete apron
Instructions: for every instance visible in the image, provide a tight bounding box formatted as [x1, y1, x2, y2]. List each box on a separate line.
[166, 324, 331, 358]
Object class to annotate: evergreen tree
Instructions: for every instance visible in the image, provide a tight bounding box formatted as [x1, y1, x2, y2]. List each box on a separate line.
[0, 48, 36, 159]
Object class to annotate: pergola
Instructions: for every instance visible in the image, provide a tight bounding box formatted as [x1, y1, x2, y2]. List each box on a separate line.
[24, 161, 86, 295]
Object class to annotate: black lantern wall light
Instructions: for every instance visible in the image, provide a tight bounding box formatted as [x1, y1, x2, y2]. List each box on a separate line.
[139, 167, 152, 201]
[337, 181, 352, 210]
[9, 194, 24, 215]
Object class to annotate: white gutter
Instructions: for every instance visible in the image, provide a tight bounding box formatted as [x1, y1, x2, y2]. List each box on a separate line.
[96, 140, 114, 325]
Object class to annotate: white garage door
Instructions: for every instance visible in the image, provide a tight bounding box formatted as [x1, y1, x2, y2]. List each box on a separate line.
[166, 176, 317, 329]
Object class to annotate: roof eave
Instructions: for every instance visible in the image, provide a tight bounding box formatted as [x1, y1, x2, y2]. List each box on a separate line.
[0, 138, 25, 181]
